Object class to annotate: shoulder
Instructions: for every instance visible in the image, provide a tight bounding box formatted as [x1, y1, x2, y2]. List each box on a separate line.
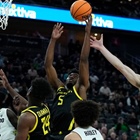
[7, 108, 17, 119]
[95, 129, 104, 139]
[64, 132, 81, 140]
[7, 108, 15, 114]
[20, 111, 35, 121]
[18, 112, 36, 127]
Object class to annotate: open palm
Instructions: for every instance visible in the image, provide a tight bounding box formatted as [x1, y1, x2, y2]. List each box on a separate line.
[52, 23, 64, 39]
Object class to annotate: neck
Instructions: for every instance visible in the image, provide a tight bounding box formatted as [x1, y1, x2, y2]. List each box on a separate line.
[75, 123, 79, 128]
[28, 99, 42, 107]
[75, 123, 91, 129]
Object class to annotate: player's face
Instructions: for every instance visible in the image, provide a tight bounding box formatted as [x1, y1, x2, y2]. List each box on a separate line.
[66, 73, 79, 88]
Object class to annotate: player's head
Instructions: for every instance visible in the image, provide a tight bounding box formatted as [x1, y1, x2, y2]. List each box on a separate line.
[27, 77, 54, 102]
[71, 100, 100, 128]
[65, 68, 79, 89]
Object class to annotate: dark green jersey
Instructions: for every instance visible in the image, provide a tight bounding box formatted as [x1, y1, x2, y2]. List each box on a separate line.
[21, 104, 51, 140]
[50, 86, 83, 135]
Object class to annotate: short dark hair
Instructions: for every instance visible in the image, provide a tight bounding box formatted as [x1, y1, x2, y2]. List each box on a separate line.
[68, 68, 79, 75]
[71, 100, 100, 128]
[30, 77, 54, 100]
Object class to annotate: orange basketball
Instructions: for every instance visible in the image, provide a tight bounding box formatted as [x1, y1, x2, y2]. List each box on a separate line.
[70, 0, 92, 21]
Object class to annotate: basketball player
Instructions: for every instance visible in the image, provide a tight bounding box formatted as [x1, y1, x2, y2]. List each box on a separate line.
[64, 100, 104, 140]
[0, 70, 54, 140]
[90, 34, 140, 89]
[0, 91, 17, 140]
[14, 77, 54, 140]
[44, 15, 92, 140]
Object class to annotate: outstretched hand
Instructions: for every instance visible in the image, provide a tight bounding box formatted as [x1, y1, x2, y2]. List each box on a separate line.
[90, 34, 104, 50]
[51, 23, 64, 40]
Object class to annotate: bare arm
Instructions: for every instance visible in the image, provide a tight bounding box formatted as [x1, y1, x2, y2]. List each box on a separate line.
[76, 16, 92, 99]
[15, 112, 35, 140]
[7, 108, 18, 129]
[90, 35, 140, 89]
[100, 46, 140, 88]
[44, 23, 64, 89]
[0, 69, 28, 107]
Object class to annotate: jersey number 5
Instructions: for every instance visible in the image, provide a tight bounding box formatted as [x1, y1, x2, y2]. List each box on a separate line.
[58, 95, 65, 105]
[41, 115, 50, 135]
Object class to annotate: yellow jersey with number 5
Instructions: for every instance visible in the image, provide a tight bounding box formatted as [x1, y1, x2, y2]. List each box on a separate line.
[21, 104, 50, 140]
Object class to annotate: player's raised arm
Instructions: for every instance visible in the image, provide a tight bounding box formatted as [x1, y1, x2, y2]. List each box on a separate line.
[76, 15, 92, 99]
[0, 69, 28, 106]
[90, 34, 140, 89]
[44, 23, 64, 90]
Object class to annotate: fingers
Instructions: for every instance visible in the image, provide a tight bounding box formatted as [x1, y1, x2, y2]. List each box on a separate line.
[0, 73, 6, 82]
[90, 35, 96, 41]
[59, 26, 64, 33]
[57, 23, 61, 29]
[88, 14, 92, 20]
[90, 39, 94, 46]
[54, 23, 64, 33]
[101, 34, 103, 39]
[13, 95, 20, 106]
[56, 23, 63, 29]
[85, 19, 88, 24]
[0, 69, 5, 77]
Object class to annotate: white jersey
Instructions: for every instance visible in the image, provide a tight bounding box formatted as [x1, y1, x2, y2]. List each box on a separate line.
[72, 126, 104, 140]
[0, 108, 16, 140]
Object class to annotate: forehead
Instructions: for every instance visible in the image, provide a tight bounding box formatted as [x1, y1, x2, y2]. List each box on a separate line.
[68, 73, 79, 77]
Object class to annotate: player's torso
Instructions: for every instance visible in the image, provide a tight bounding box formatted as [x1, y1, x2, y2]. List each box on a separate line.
[0, 108, 16, 140]
[50, 86, 82, 133]
[22, 104, 50, 140]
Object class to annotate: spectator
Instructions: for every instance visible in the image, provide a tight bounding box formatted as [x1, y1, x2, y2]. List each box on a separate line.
[132, 126, 140, 140]
[99, 81, 111, 99]
[27, 64, 38, 80]
[108, 131, 118, 140]
[110, 117, 135, 135]
[128, 112, 139, 125]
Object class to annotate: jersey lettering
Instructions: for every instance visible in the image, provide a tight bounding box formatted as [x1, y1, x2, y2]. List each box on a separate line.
[41, 115, 50, 135]
[0, 118, 4, 123]
[84, 130, 97, 136]
[57, 89, 73, 105]
[57, 95, 65, 105]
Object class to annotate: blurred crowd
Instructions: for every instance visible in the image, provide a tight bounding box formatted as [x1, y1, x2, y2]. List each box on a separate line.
[0, 34, 140, 140]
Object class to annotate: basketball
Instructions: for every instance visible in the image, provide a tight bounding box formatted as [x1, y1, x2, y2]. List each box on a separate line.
[70, 0, 92, 21]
